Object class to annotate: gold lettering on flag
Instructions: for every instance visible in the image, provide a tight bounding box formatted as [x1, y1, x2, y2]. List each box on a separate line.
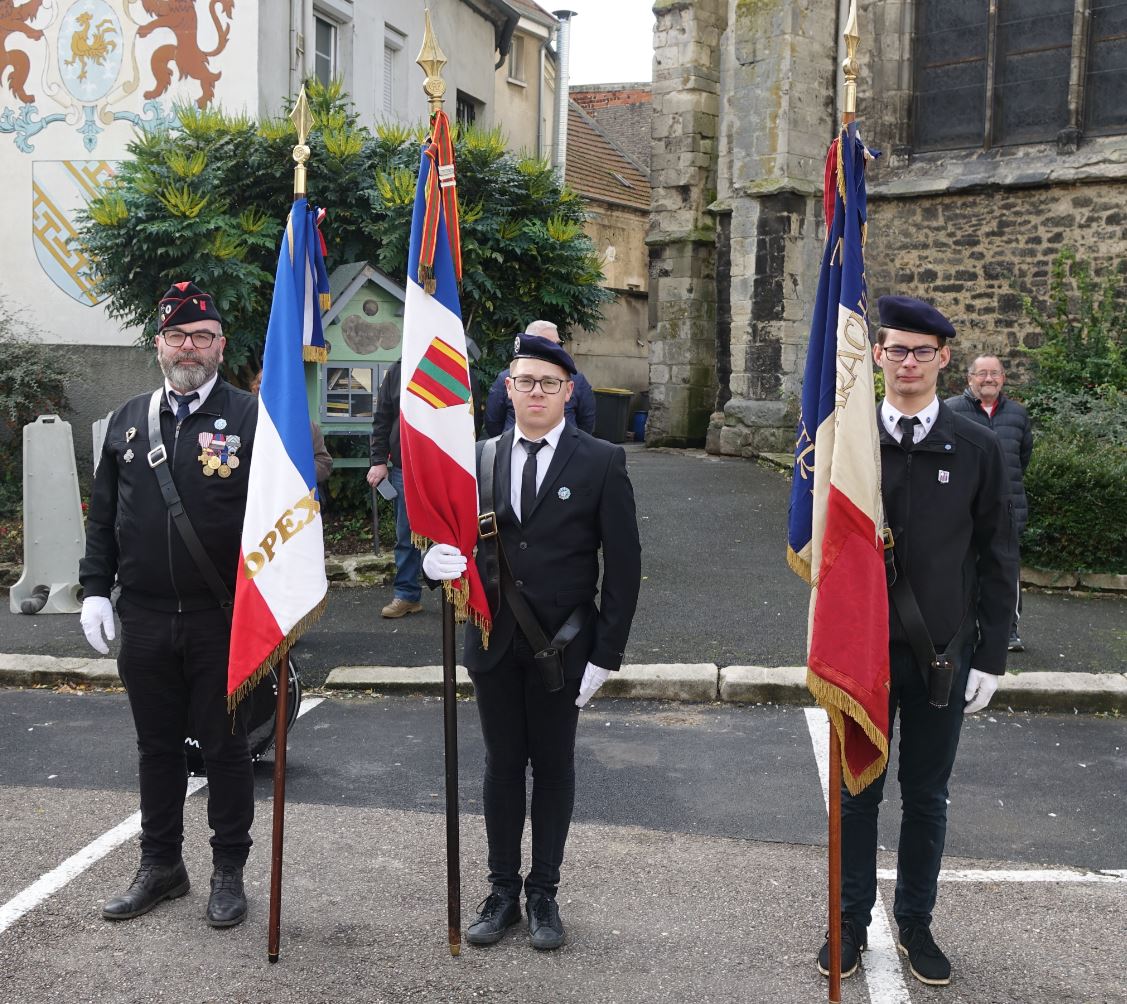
[243, 488, 322, 578]
[834, 312, 869, 417]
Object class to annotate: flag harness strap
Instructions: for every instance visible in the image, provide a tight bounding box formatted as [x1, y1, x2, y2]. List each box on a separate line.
[478, 435, 589, 689]
[146, 389, 234, 621]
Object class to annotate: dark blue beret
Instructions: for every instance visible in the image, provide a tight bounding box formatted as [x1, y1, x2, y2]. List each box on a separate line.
[158, 281, 223, 331]
[511, 332, 576, 375]
[876, 295, 956, 340]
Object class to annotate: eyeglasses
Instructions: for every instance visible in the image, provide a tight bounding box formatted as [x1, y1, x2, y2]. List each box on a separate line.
[161, 329, 218, 348]
[511, 375, 566, 394]
[971, 369, 1003, 378]
[882, 345, 939, 363]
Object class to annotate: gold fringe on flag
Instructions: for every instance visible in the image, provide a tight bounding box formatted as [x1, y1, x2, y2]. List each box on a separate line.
[786, 545, 812, 584]
[418, 265, 436, 295]
[303, 345, 328, 363]
[319, 292, 331, 311]
[412, 530, 490, 649]
[806, 667, 890, 795]
[226, 593, 328, 711]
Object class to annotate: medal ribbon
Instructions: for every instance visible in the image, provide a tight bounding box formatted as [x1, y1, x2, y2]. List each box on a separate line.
[417, 109, 462, 295]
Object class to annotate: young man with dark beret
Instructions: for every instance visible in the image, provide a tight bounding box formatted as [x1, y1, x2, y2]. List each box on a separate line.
[80, 281, 258, 929]
[424, 333, 642, 952]
[819, 295, 1017, 987]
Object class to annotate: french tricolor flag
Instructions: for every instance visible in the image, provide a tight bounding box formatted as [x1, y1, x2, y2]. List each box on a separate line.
[787, 124, 889, 794]
[227, 198, 329, 706]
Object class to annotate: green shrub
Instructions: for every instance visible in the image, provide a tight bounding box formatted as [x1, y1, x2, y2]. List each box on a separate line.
[1022, 428, 1127, 574]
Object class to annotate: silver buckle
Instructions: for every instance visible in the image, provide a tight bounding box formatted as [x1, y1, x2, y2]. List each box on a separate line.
[147, 444, 167, 468]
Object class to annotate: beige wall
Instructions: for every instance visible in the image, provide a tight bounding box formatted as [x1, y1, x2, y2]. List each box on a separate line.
[493, 19, 556, 156]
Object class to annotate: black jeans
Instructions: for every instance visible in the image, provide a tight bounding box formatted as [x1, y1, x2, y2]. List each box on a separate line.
[470, 633, 582, 900]
[840, 641, 972, 931]
[117, 596, 253, 868]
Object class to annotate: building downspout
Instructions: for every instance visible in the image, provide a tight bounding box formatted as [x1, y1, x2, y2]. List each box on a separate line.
[536, 36, 549, 159]
[290, 0, 308, 95]
[551, 10, 576, 176]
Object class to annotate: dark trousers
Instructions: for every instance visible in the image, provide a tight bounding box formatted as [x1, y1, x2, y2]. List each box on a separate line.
[116, 596, 254, 868]
[470, 633, 582, 900]
[840, 641, 972, 931]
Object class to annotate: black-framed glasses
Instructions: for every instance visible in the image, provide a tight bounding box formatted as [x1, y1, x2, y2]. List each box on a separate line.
[161, 329, 218, 348]
[511, 375, 566, 394]
[883, 344, 939, 363]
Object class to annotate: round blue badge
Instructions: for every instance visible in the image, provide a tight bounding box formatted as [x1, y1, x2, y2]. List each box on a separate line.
[215, 418, 227, 430]
[558, 487, 571, 500]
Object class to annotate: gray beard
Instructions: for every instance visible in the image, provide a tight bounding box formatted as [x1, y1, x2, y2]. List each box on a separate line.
[160, 355, 217, 392]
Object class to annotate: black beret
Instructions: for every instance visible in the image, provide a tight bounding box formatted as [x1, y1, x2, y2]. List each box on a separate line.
[511, 332, 576, 375]
[157, 281, 223, 332]
[876, 295, 955, 340]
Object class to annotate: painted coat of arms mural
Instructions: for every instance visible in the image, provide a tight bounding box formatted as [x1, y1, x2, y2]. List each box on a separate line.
[1, 0, 236, 303]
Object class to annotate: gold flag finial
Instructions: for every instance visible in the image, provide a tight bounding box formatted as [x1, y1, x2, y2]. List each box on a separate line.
[842, 0, 860, 124]
[290, 86, 314, 199]
[416, 9, 448, 116]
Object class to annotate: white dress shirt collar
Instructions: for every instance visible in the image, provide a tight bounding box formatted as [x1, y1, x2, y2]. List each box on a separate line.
[881, 396, 940, 444]
[165, 373, 218, 414]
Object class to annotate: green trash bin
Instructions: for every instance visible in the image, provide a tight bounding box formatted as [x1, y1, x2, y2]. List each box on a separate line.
[593, 388, 633, 443]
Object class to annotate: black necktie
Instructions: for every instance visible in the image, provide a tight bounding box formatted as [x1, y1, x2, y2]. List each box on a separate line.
[520, 439, 547, 522]
[170, 391, 198, 423]
[897, 415, 919, 449]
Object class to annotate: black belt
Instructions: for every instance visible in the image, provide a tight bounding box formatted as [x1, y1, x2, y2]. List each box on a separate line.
[147, 390, 233, 622]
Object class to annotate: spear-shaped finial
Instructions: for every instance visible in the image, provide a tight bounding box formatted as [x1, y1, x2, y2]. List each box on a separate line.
[842, 0, 860, 125]
[290, 86, 314, 199]
[417, 9, 448, 117]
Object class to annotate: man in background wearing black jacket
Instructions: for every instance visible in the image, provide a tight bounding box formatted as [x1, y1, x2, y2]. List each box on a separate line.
[79, 282, 256, 929]
[366, 361, 423, 618]
[946, 355, 1033, 651]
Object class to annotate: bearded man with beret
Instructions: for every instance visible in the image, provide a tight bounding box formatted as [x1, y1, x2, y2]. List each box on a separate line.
[818, 295, 1017, 987]
[80, 282, 258, 928]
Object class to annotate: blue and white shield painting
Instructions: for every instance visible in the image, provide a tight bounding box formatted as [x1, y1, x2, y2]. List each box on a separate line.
[57, 0, 123, 104]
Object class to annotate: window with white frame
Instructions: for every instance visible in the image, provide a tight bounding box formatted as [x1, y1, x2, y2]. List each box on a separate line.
[384, 25, 406, 118]
[314, 15, 337, 88]
[508, 35, 526, 83]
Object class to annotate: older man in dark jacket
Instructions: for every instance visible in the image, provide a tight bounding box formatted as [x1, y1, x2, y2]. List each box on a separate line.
[946, 355, 1032, 650]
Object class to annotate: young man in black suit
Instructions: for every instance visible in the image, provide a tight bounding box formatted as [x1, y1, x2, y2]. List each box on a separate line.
[424, 334, 642, 952]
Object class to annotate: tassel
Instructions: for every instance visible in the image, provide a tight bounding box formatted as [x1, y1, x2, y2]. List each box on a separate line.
[319, 292, 331, 311]
[303, 345, 328, 363]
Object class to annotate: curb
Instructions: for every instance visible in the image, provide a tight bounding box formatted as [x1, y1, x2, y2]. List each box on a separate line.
[1, 655, 1125, 713]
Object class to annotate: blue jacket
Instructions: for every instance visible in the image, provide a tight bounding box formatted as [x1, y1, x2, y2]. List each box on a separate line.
[483, 367, 597, 437]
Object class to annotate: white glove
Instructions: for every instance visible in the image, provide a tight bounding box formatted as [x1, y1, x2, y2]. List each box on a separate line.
[963, 668, 999, 715]
[422, 543, 467, 581]
[575, 663, 612, 708]
[80, 596, 116, 655]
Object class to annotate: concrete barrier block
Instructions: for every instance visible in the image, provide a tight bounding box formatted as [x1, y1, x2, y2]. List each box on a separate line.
[324, 665, 473, 696]
[996, 671, 1127, 714]
[0, 653, 119, 687]
[600, 663, 718, 702]
[720, 665, 808, 704]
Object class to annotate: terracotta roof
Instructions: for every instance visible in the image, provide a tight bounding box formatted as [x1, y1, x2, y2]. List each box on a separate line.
[564, 103, 651, 211]
[508, 0, 557, 26]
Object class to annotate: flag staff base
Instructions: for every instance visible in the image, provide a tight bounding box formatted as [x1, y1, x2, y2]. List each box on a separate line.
[267, 641, 293, 963]
[828, 725, 843, 1002]
[442, 592, 462, 956]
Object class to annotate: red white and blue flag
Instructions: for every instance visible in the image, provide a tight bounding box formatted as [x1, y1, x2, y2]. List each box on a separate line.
[399, 111, 491, 640]
[787, 123, 889, 794]
[227, 198, 329, 706]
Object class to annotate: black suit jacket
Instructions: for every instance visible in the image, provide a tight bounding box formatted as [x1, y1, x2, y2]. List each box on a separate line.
[464, 426, 642, 678]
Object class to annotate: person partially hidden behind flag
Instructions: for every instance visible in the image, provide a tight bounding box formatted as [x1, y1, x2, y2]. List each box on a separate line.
[820, 295, 1017, 986]
[79, 282, 257, 928]
[423, 333, 642, 951]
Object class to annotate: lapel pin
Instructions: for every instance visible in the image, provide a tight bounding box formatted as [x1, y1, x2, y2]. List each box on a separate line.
[215, 418, 227, 430]
[938, 470, 950, 483]
[123, 448, 134, 463]
[125, 427, 136, 443]
[557, 487, 571, 500]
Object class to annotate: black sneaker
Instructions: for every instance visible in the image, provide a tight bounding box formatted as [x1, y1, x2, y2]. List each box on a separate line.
[898, 925, 952, 985]
[1008, 633, 1024, 652]
[818, 916, 867, 978]
[466, 892, 520, 946]
[526, 893, 565, 951]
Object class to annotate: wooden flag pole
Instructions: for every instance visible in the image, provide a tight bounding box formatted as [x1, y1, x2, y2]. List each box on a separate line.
[825, 5, 860, 1001]
[417, 10, 462, 957]
[267, 86, 315, 965]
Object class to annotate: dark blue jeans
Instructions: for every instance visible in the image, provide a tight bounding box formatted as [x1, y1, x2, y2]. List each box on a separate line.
[116, 596, 253, 867]
[388, 464, 421, 602]
[840, 641, 972, 932]
[471, 633, 582, 900]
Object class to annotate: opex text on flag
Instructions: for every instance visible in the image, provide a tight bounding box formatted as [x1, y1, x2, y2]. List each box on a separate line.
[399, 110, 491, 640]
[227, 198, 329, 707]
[786, 123, 889, 794]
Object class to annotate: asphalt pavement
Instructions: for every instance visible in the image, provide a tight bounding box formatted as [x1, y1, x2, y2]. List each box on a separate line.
[3, 446, 1125, 686]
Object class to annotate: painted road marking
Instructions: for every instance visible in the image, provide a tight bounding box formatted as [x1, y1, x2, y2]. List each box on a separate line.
[0, 696, 324, 936]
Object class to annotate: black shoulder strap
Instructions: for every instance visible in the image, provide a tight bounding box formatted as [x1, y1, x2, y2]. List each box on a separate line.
[146, 390, 233, 620]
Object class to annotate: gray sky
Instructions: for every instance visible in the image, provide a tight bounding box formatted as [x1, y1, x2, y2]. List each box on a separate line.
[558, 1, 656, 86]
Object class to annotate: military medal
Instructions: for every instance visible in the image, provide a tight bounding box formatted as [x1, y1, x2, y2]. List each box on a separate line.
[227, 455, 240, 469]
[218, 464, 231, 478]
[202, 465, 216, 476]
[208, 455, 221, 470]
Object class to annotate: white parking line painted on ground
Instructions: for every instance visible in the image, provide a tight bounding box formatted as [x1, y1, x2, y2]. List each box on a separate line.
[804, 707, 912, 1004]
[0, 696, 324, 936]
[878, 867, 1127, 884]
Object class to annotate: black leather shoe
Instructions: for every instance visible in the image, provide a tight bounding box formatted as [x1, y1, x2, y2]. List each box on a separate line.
[526, 893, 565, 951]
[102, 860, 190, 921]
[818, 916, 867, 978]
[205, 864, 247, 928]
[898, 925, 951, 985]
[466, 892, 520, 946]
